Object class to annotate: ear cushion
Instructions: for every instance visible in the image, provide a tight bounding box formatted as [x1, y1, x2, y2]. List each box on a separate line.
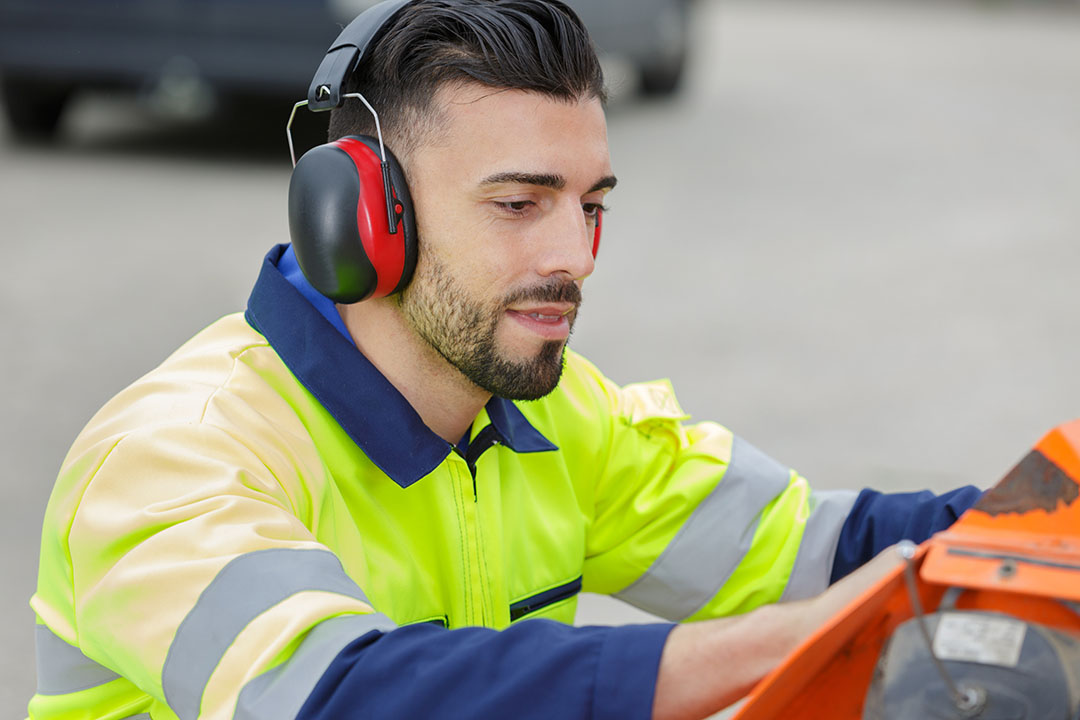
[288, 135, 417, 303]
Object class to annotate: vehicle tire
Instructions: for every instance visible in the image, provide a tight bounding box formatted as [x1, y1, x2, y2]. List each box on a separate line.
[637, 2, 689, 98]
[638, 54, 686, 97]
[0, 76, 73, 141]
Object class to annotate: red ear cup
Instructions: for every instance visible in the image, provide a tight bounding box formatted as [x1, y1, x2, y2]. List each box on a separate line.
[332, 137, 415, 298]
[591, 209, 602, 259]
[288, 135, 417, 303]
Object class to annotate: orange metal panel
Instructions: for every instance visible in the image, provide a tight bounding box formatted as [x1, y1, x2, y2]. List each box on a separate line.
[733, 419, 1080, 720]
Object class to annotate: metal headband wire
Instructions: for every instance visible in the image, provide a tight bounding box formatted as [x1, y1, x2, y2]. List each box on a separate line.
[286, 90, 387, 168]
[286, 89, 401, 235]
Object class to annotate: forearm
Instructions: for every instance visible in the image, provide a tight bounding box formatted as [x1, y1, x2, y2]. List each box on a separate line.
[653, 547, 902, 720]
[652, 602, 802, 719]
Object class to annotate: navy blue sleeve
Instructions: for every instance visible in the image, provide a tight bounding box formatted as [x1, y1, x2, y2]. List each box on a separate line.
[297, 619, 674, 720]
[830, 485, 984, 583]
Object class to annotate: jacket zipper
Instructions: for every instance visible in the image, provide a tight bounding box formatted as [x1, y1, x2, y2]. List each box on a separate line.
[452, 457, 490, 625]
[453, 426, 502, 625]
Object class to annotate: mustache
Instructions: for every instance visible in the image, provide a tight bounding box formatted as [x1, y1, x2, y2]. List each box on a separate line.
[502, 279, 582, 308]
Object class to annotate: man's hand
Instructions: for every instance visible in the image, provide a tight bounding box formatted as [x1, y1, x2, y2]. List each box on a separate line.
[652, 547, 903, 720]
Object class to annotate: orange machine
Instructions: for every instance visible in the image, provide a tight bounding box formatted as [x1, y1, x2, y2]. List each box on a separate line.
[735, 419, 1080, 720]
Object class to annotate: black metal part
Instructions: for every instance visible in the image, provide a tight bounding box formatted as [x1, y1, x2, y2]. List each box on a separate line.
[898, 541, 970, 710]
[381, 160, 397, 235]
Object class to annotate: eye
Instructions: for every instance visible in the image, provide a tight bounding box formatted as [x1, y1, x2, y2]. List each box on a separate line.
[494, 200, 534, 217]
[582, 202, 609, 220]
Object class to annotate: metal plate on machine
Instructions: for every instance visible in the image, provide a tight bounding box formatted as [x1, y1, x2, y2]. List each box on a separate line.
[932, 613, 1027, 668]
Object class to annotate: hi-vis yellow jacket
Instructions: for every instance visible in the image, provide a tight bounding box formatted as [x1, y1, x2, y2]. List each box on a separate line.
[28, 245, 857, 720]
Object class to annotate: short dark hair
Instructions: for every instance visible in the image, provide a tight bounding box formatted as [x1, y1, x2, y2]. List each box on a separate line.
[327, 0, 606, 158]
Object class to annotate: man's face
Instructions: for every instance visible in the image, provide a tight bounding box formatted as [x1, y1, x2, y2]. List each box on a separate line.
[399, 84, 615, 400]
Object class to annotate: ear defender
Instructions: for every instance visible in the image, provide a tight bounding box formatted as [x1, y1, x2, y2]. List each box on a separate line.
[592, 209, 602, 259]
[289, 135, 417, 303]
[285, 0, 416, 303]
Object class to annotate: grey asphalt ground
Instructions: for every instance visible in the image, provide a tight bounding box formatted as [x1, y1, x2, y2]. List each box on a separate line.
[2, 0, 1079, 716]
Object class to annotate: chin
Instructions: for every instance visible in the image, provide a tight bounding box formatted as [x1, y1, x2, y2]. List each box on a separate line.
[479, 340, 568, 401]
[503, 339, 566, 365]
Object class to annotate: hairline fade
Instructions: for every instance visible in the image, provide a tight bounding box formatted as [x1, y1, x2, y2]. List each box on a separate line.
[327, 0, 607, 162]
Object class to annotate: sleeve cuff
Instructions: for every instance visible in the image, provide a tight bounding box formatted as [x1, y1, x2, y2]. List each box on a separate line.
[591, 623, 675, 720]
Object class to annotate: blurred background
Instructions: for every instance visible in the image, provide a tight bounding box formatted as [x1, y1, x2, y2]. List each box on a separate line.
[2, 0, 1079, 715]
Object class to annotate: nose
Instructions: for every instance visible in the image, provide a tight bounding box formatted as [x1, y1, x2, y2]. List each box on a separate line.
[536, 200, 596, 282]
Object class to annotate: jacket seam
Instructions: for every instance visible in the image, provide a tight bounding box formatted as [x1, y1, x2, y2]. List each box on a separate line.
[448, 463, 471, 626]
[197, 342, 265, 424]
[62, 436, 127, 650]
[196, 343, 303, 516]
[587, 629, 606, 720]
[204, 422, 302, 518]
[471, 458, 495, 623]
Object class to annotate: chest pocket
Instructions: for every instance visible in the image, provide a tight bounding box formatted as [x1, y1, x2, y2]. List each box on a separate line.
[509, 576, 582, 623]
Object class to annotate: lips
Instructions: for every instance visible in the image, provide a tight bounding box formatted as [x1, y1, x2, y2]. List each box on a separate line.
[505, 304, 576, 340]
[501, 280, 582, 342]
[509, 304, 575, 321]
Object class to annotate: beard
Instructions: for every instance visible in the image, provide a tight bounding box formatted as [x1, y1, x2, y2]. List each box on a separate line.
[399, 255, 581, 401]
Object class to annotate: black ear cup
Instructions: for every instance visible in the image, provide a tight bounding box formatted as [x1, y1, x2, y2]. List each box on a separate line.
[288, 135, 417, 303]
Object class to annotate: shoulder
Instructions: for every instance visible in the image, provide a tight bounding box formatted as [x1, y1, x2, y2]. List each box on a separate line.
[47, 314, 324, 545]
[60, 313, 319, 481]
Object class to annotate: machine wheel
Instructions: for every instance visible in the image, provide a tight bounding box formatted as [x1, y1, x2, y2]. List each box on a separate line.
[637, 2, 690, 98]
[638, 53, 686, 97]
[0, 75, 73, 141]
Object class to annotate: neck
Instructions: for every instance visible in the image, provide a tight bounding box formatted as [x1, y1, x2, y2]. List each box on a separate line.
[336, 299, 490, 444]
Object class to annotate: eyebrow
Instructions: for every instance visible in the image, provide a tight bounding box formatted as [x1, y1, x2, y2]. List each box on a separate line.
[479, 172, 618, 194]
[589, 175, 618, 193]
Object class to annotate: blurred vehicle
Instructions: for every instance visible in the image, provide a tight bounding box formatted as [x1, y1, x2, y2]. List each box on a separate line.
[0, 0, 692, 141]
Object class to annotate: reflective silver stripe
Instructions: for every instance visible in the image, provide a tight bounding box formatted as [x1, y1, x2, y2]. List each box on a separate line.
[234, 613, 397, 720]
[123, 714, 151, 719]
[35, 624, 121, 695]
[614, 435, 793, 621]
[780, 489, 859, 602]
[162, 548, 372, 720]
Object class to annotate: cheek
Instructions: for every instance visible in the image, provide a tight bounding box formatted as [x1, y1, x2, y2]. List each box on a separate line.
[408, 197, 526, 303]
[409, 164, 487, 252]
[427, 232, 518, 301]
[406, 245, 505, 318]
[414, 211, 504, 285]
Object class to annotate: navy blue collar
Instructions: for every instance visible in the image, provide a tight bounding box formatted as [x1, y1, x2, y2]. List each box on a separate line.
[245, 244, 557, 488]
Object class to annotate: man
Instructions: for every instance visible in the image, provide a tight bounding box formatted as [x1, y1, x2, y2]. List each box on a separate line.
[27, 1, 980, 719]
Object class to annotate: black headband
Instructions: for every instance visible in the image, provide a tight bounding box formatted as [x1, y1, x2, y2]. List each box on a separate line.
[306, 0, 413, 111]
